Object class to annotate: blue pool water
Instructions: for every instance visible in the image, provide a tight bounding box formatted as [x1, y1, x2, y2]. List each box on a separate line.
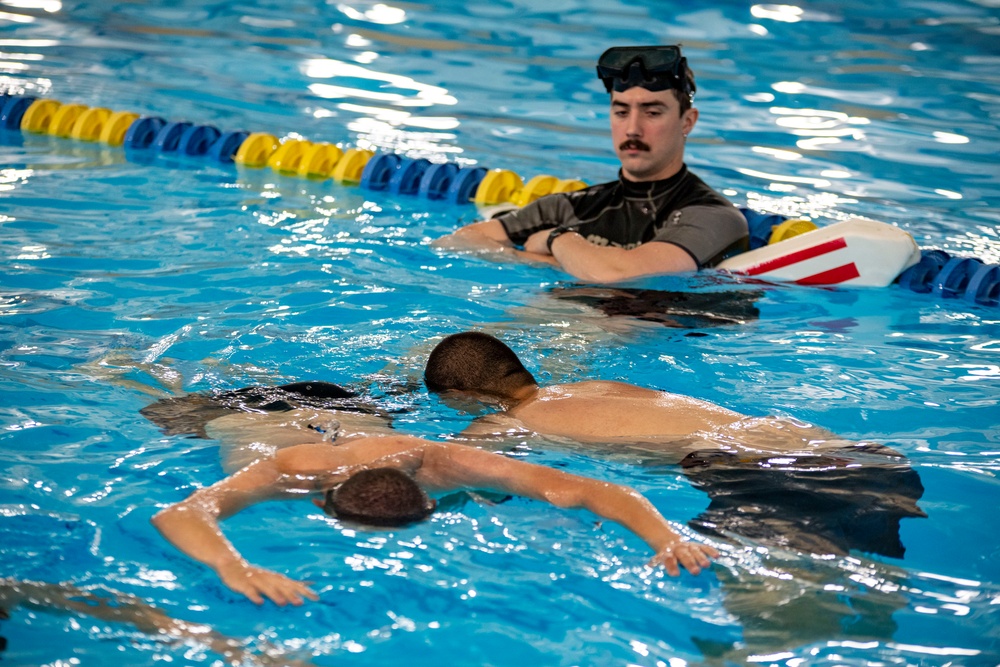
[1, 0, 999, 665]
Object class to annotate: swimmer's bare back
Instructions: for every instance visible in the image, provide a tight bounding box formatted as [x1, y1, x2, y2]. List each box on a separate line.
[507, 380, 745, 442]
[205, 408, 395, 473]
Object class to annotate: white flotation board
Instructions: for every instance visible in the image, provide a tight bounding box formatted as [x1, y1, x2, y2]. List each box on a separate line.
[717, 218, 921, 287]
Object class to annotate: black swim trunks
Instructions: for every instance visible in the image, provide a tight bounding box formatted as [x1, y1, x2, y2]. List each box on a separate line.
[139, 381, 358, 438]
[497, 166, 748, 268]
[679, 443, 926, 558]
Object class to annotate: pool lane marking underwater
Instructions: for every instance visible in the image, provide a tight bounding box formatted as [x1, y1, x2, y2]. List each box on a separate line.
[1, 92, 997, 304]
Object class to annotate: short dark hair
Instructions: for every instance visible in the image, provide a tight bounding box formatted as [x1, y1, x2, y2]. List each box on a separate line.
[325, 468, 435, 527]
[424, 332, 537, 400]
[673, 66, 696, 116]
[139, 380, 378, 439]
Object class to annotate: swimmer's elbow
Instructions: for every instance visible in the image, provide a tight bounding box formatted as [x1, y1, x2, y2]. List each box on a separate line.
[151, 503, 183, 528]
[574, 481, 648, 516]
[542, 476, 618, 510]
[151, 501, 203, 532]
[150, 507, 173, 534]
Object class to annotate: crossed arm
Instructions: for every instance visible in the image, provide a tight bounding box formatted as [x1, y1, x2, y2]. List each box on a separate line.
[152, 438, 717, 606]
[436, 219, 696, 282]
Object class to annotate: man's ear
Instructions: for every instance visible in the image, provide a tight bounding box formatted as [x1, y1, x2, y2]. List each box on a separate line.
[682, 106, 699, 135]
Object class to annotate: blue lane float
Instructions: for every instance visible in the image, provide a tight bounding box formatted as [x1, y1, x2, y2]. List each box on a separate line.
[359, 153, 401, 191]
[740, 208, 787, 251]
[177, 124, 221, 157]
[388, 157, 431, 195]
[123, 116, 167, 149]
[207, 130, 249, 163]
[0, 95, 35, 130]
[896, 249, 950, 294]
[444, 166, 487, 205]
[933, 257, 983, 299]
[153, 121, 192, 153]
[965, 264, 1000, 306]
[896, 249, 999, 306]
[418, 162, 459, 200]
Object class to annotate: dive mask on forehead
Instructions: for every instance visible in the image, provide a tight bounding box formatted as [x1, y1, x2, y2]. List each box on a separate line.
[596, 45, 695, 98]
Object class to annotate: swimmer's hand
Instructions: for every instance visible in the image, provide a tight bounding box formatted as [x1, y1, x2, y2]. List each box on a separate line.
[215, 561, 318, 607]
[649, 541, 719, 577]
[523, 227, 557, 255]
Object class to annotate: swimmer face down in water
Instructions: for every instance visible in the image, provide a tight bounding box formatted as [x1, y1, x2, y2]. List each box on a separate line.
[151, 429, 718, 607]
[425, 331, 752, 455]
[423, 331, 927, 559]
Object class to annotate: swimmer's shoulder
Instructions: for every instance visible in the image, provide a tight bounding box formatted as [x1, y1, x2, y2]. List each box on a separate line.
[536, 380, 672, 400]
[274, 442, 341, 474]
[275, 435, 432, 474]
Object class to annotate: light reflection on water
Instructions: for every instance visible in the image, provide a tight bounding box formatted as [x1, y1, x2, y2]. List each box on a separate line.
[0, 0, 999, 665]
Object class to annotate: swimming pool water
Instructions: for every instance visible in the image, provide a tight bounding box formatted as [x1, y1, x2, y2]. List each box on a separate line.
[1, 0, 999, 665]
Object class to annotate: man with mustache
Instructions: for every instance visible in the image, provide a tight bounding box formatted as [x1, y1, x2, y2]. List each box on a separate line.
[437, 46, 748, 283]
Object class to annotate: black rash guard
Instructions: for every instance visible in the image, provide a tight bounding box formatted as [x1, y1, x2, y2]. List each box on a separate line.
[497, 165, 748, 268]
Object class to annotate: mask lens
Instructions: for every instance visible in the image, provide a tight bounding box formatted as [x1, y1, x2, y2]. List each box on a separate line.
[597, 46, 681, 76]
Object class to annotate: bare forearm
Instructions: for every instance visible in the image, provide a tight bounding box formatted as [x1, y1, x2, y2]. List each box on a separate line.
[152, 505, 246, 573]
[574, 479, 716, 575]
[578, 482, 682, 552]
[548, 233, 637, 282]
[549, 232, 696, 282]
[437, 224, 559, 266]
[434, 218, 513, 250]
[426, 445, 715, 575]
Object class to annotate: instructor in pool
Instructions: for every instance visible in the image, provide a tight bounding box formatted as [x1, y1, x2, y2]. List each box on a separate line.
[436, 45, 748, 283]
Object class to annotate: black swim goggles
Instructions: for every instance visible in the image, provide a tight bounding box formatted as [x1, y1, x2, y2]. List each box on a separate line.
[596, 45, 695, 98]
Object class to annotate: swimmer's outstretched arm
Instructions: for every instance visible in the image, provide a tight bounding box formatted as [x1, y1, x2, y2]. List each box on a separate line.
[420, 442, 718, 576]
[151, 457, 322, 607]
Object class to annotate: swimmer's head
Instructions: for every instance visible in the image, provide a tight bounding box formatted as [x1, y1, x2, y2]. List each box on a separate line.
[222, 381, 364, 412]
[424, 332, 537, 402]
[597, 45, 696, 115]
[322, 468, 436, 527]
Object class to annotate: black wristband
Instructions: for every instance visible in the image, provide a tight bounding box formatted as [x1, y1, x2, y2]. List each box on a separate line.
[547, 228, 573, 253]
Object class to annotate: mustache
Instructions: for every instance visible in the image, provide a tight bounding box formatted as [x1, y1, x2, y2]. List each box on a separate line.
[619, 139, 650, 152]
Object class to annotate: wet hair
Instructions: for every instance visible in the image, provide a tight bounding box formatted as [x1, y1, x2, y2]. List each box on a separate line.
[324, 468, 435, 527]
[672, 67, 695, 116]
[139, 380, 381, 438]
[424, 332, 537, 400]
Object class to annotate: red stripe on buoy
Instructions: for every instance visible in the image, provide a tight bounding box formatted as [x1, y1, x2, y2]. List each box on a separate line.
[743, 237, 848, 275]
[795, 263, 860, 285]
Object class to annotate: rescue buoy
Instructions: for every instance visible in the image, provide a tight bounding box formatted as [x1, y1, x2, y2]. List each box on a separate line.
[716, 217, 921, 288]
